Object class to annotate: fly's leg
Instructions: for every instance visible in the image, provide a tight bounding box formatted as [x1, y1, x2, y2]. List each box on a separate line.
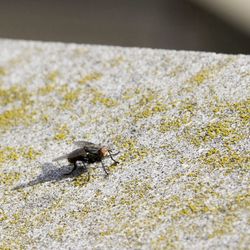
[80, 161, 90, 181]
[64, 162, 78, 175]
[86, 170, 90, 182]
[81, 161, 87, 172]
[108, 151, 120, 164]
[101, 160, 109, 176]
[55, 161, 62, 168]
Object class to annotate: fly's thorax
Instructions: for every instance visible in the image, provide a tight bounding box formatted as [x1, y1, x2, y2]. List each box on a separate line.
[99, 146, 109, 158]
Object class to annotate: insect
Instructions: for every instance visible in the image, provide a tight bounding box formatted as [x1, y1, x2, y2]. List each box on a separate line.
[53, 141, 119, 176]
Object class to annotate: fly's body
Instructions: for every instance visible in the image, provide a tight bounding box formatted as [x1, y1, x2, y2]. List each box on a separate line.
[53, 141, 119, 176]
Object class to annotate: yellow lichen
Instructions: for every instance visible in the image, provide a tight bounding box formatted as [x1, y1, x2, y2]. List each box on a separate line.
[30, 199, 63, 228]
[78, 72, 102, 84]
[180, 98, 249, 147]
[156, 99, 197, 133]
[179, 100, 197, 114]
[61, 88, 81, 109]
[69, 206, 90, 220]
[8, 151, 19, 161]
[48, 226, 66, 242]
[38, 83, 55, 95]
[99, 229, 115, 237]
[47, 71, 59, 82]
[0, 147, 12, 165]
[0, 85, 31, 106]
[213, 99, 250, 125]
[179, 200, 210, 216]
[0, 106, 36, 130]
[188, 68, 211, 85]
[122, 87, 141, 100]
[0, 172, 21, 186]
[113, 135, 149, 165]
[167, 65, 186, 77]
[57, 83, 69, 94]
[63, 89, 80, 102]
[128, 89, 168, 122]
[42, 114, 49, 122]
[159, 114, 190, 133]
[106, 56, 124, 67]
[72, 173, 90, 187]
[189, 119, 243, 147]
[151, 229, 179, 250]
[200, 148, 249, 171]
[9, 213, 21, 225]
[54, 124, 70, 140]
[54, 133, 66, 140]
[0, 151, 5, 165]
[122, 179, 152, 199]
[0, 240, 21, 250]
[187, 58, 234, 87]
[0, 67, 7, 76]
[205, 121, 233, 140]
[90, 88, 118, 108]
[138, 90, 157, 105]
[133, 102, 167, 121]
[0, 208, 8, 222]
[0, 146, 41, 165]
[22, 147, 41, 160]
[208, 214, 237, 239]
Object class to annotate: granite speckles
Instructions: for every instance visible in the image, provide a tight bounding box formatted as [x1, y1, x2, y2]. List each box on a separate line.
[0, 39, 249, 249]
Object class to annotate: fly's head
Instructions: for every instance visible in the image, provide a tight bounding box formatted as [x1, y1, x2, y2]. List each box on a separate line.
[99, 145, 120, 164]
[99, 146, 110, 158]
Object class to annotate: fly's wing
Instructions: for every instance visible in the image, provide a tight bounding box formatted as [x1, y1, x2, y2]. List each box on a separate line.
[74, 141, 97, 147]
[67, 148, 87, 159]
[74, 141, 100, 154]
[52, 153, 70, 162]
[53, 148, 87, 162]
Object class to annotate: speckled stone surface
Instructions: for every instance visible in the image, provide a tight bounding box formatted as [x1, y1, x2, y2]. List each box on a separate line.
[0, 39, 249, 249]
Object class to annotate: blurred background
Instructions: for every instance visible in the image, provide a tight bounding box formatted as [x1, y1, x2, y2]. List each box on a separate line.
[0, 0, 249, 54]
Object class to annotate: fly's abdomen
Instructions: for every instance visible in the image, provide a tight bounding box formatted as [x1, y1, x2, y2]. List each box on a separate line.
[86, 154, 101, 163]
[67, 148, 87, 164]
[68, 155, 88, 164]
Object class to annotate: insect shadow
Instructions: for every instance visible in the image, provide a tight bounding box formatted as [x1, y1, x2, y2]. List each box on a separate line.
[13, 141, 119, 190]
[13, 162, 89, 190]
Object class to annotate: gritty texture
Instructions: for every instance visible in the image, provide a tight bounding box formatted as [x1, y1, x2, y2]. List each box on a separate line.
[0, 39, 249, 250]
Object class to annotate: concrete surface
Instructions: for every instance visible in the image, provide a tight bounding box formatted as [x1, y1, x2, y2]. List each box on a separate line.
[0, 39, 249, 249]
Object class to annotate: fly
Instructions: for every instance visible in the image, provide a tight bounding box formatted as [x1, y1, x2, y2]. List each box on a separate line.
[53, 141, 119, 176]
